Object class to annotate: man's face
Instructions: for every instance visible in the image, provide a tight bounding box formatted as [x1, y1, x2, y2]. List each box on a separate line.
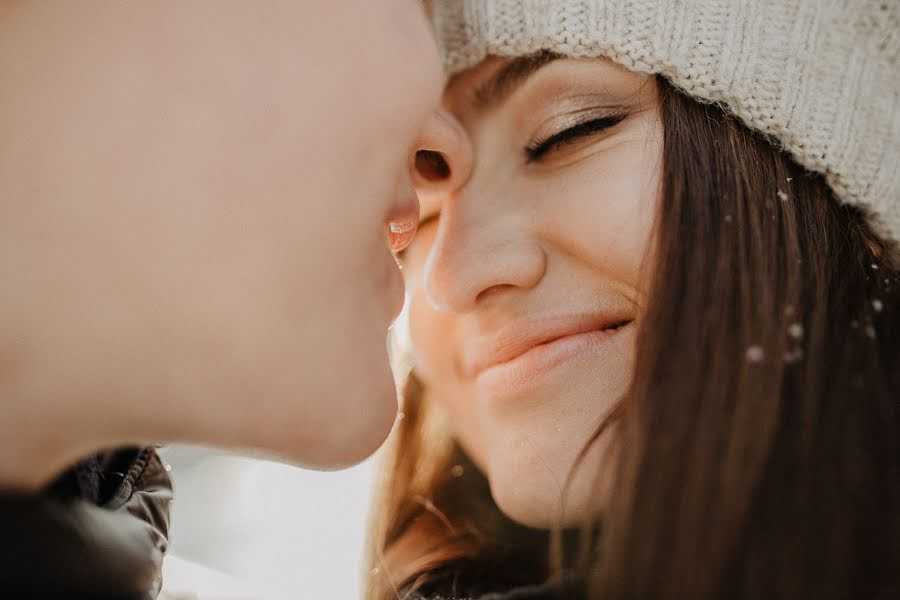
[0, 0, 443, 466]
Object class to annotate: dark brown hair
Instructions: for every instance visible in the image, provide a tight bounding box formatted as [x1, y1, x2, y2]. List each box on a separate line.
[367, 78, 900, 600]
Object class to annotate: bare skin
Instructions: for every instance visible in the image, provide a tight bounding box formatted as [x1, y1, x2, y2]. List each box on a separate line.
[0, 0, 446, 489]
[404, 58, 662, 527]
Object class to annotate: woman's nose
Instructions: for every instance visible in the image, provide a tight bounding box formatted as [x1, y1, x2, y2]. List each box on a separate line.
[411, 109, 546, 314]
[410, 108, 473, 201]
[423, 201, 547, 314]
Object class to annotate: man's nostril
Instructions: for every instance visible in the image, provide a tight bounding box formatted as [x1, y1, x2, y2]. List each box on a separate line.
[415, 150, 451, 182]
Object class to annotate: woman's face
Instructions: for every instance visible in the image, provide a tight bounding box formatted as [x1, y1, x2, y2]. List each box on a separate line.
[0, 1, 442, 469]
[404, 57, 662, 527]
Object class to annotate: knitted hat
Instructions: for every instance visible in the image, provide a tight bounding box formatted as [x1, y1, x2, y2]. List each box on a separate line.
[431, 1, 900, 244]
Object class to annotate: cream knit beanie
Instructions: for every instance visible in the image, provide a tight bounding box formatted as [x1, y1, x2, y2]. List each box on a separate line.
[432, 1, 900, 244]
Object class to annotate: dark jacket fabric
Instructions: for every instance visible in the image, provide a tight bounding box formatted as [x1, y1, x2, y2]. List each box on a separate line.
[0, 446, 173, 600]
[406, 573, 586, 600]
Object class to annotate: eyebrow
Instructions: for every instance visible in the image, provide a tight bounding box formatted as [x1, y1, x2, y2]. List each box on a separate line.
[472, 50, 561, 112]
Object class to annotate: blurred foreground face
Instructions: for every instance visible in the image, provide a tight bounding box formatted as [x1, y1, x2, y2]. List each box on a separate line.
[0, 1, 442, 470]
[404, 58, 661, 526]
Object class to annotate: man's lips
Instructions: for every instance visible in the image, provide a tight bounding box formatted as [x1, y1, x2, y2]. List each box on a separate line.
[386, 194, 422, 254]
[466, 314, 633, 379]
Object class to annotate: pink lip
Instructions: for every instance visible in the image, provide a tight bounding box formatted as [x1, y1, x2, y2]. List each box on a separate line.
[387, 194, 422, 232]
[468, 314, 632, 378]
[383, 194, 422, 320]
[471, 317, 633, 399]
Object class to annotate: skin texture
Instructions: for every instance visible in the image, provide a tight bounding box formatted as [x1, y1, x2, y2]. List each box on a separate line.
[0, 0, 444, 488]
[404, 58, 663, 528]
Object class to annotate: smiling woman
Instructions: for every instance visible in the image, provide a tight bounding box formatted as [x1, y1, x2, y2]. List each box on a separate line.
[399, 57, 659, 529]
[366, 2, 900, 600]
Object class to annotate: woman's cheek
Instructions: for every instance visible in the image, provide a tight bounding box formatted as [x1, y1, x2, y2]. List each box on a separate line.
[408, 293, 451, 386]
[409, 293, 489, 470]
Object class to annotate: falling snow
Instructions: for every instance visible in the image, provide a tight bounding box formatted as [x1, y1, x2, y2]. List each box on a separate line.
[745, 346, 765, 363]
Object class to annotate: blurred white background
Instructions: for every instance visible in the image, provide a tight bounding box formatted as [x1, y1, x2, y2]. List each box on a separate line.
[159, 445, 379, 600]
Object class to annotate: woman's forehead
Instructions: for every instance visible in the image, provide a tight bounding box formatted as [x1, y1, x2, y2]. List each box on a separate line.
[443, 54, 642, 118]
[443, 56, 529, 112]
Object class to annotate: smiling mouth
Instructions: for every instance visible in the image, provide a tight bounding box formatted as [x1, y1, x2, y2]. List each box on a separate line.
[471, 316, 634, 378]
[472, 318, 635, 399]
[494, 319, 630, 368]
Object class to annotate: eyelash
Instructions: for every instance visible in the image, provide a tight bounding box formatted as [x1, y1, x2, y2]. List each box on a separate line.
[525, 114, 627, 163]
[398, 115, 627, 258]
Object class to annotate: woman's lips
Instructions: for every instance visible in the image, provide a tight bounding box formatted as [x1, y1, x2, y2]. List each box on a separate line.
[470, 316, 633, 398]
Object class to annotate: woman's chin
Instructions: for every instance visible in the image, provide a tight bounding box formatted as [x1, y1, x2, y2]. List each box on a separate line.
[483, 429, 617, 529]
[487, 461, 605, 530]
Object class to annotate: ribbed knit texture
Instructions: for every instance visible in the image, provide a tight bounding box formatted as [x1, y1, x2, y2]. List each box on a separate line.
[433, 1, 900, 244]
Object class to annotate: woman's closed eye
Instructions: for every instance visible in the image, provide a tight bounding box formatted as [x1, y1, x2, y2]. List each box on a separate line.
[525, 114, 627, 163]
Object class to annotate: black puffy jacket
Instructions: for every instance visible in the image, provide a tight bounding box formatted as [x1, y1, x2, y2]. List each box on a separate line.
[0, 447, 173, 600]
